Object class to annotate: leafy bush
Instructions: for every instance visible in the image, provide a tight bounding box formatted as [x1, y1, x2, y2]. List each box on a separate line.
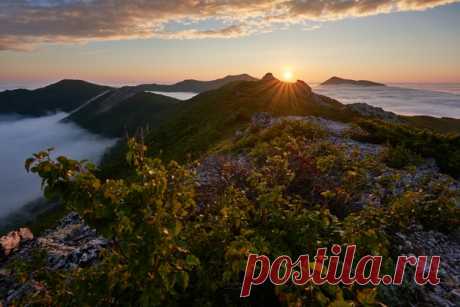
[381, 144, 422, 169]
[352, 119, 460, 178]
[26, 140, 200, 306]
[20, 121, 459, 306]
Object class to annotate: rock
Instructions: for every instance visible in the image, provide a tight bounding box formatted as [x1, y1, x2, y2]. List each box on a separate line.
[0, 213, 107, 305]
[450, 289, 460, 300]
[261, 72, 276, 81]
[0, 232, 20, 257]
[348, 102, 401, 123]
[251, 112, 273, 129]
[393, 226, 460, 307]
[36, 212, 108, 270]
[18, 228, 33, 241]
[260, 114, 351, 136]
[0, 228, 33, 257]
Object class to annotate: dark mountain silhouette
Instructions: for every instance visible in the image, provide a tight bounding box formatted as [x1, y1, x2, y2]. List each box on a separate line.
[0, 74, 256, 118]
[0, 80, 111, 116]
[66, 74, 259, 136]
[322, 76, 386, 87]
[142, 74, 258, 93]
[68, 92, 181, 137]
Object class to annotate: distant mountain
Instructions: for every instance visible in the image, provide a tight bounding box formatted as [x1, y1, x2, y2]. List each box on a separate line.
[322, 76, 386, 87]
[0, 80, 111, 116]
[142, 74, 258, 93]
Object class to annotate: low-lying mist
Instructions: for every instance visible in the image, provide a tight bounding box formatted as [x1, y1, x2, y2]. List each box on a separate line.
[313, 85, 460, 118]
[146, 91, 198, 100]
[0, 113, 116, 219]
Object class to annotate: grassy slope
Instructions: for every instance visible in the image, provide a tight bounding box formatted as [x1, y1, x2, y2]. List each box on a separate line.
[98, 78, 355, 177]
[0, 80, 111, 116]
[404, 115, 460, 134]
[100, 77, 460, 179]
[141, 78, 358, 163]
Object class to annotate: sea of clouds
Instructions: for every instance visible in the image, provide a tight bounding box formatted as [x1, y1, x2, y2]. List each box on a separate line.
[0, 113, 116, 218]
[313, 84, 460, 119]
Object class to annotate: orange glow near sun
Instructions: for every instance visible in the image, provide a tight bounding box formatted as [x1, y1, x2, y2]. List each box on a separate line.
[282, 70, 294, 82]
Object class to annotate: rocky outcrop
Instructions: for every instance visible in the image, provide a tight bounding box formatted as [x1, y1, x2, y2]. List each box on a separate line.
[250, 112, 351, 135]
[0, 213, 107, 305]
[0, 228, 33, 257]
[391, 226, 460, 307]
[36, 212, 108, 270]
[348, 102, 401, 123]
[251, 112, 273, 129]
[261, 72, 277, 82]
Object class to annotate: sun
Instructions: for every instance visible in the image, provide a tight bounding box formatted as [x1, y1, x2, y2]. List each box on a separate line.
[282, 70, 294, 82]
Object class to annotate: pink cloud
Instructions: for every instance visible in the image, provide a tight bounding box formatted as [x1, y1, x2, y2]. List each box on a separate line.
[0, 0, 458, 51]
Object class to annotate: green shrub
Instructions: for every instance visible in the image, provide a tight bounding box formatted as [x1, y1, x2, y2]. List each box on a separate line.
[381, 144, 422, 169]
[20, 121, 459, 306]
[352, 119, 460, 178]
[26, 140, 200, 306]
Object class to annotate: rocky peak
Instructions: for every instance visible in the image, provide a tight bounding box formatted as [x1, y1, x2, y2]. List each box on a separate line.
[261, 72, 277, 81]
[295, 79, 312, 95]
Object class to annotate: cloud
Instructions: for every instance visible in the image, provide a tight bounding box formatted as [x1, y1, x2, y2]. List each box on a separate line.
[0, 0, 458, 51]
[0, 112, 116, 218]
[156, 25, 254, 39]
[285, 0, 460, 20]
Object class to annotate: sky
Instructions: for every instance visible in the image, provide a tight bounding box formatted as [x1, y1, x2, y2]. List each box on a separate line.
[0, 0, 460, 89]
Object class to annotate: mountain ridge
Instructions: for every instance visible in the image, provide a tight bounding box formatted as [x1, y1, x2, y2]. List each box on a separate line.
[67, 91, 181, 137]
[0, 80, 112, 116]
[141, 73, 258, 93]
[66, 74, 259, 136]
[0, 74, 258, 117]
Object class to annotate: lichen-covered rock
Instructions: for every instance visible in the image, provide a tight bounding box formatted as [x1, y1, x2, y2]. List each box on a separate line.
[348, 102, 401, 123]
[0, 228, 33, 257]
[391, 226, 460, 307]
[251, 112, 273, 129]
[0, 212, 108, 305]
[37, 212, 108, 270]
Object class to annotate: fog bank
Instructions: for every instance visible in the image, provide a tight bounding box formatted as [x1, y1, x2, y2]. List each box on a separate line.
[146, 91, 198, 100]
[314, 85, 460, 119]
[0, 113, 116, 218]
